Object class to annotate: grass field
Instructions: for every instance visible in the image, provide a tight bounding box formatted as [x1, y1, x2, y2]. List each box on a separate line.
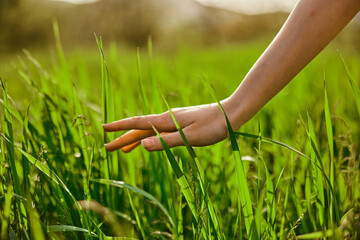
[1, 26, 360, 239]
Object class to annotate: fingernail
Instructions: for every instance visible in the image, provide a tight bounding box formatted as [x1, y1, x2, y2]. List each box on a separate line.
[141, 138, 154, 148]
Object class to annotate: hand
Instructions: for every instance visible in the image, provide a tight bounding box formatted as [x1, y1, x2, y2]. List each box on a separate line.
[102, 102, 232, 153]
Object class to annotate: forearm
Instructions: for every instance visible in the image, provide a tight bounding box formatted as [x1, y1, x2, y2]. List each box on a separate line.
[224, 0, 360, 130]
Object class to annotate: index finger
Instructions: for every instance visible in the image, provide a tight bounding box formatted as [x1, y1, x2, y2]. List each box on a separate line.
[102, 113, 175, 132]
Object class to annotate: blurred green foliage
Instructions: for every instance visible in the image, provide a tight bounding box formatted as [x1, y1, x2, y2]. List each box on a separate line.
[0, 36, 360, 238]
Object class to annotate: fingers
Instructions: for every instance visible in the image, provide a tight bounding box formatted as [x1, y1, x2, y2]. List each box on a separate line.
[102, 113, 176, 132]
[141, 131, 185, 151]
[105, 129, 155, 152]
[121, 141, 141, 153]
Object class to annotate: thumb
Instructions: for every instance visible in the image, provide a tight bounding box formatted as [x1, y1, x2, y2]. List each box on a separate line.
[141, 132, 184, 151]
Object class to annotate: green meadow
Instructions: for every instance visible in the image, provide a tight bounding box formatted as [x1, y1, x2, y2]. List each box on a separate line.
[1, 25, 360, 239]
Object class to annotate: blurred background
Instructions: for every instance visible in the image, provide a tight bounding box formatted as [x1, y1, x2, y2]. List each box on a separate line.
[0, 0, 359, 54]
[1, 1, 360, 239]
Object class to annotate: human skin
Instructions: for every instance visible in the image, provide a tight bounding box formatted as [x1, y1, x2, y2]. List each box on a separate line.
[103, 0, 360, 153]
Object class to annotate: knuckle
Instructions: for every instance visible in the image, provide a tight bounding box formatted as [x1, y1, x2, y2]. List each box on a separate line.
[131, 116, 141, 121]
[157, 112, 166, 118]
[131, 116, 143, 127]
[160, 111, 170, 118]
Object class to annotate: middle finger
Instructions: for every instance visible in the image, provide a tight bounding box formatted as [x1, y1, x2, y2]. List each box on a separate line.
[105, 129, 155, 152]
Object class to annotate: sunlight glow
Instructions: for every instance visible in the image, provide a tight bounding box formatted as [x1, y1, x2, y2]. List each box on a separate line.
[51, 0, 98, 4]
[51, 0, 298, 14]
[196, 0, 298, 14]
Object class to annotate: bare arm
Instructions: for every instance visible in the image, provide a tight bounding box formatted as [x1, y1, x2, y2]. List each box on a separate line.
[103, 0, 360, 152]
[223, 0, 360, 130]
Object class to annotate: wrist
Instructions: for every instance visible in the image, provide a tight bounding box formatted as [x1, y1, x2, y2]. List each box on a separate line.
[220, 95, 249, 131]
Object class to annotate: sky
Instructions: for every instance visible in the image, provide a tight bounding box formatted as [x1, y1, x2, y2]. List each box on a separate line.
[52, 0, 299, 15]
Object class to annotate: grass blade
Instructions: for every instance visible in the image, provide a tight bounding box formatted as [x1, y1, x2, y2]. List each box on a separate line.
[95, 33, 118, 210]
[53, 21, 73, 97]
[137, 47, 149, 114]
[299, 113, 340, 224]
[324, 81, 335, 225]
[148, 37, 161, 113]
[202, 79, 257, 239]
[95, 34, 114, 177]
[25, 194, 45, 240]
[159, 90, 222, 239]
[46, 225, 97, 236]
[92, 178, 175, 229]
[0, 132, 94, 238]
[0, 99, 23, 124]
[0, 189, 12, 239]
[339, 53, 360, 117]
[127, 190, 145, 239]
[234, 132, 310, 161]
[296, 229, 335, 239]
[0, 77, 27, 231]
[151, 125, 211, 240]
[307, 111, 326, 229]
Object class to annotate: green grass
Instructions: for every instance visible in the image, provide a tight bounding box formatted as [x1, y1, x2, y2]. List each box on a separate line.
[0, 28, 359, 239]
